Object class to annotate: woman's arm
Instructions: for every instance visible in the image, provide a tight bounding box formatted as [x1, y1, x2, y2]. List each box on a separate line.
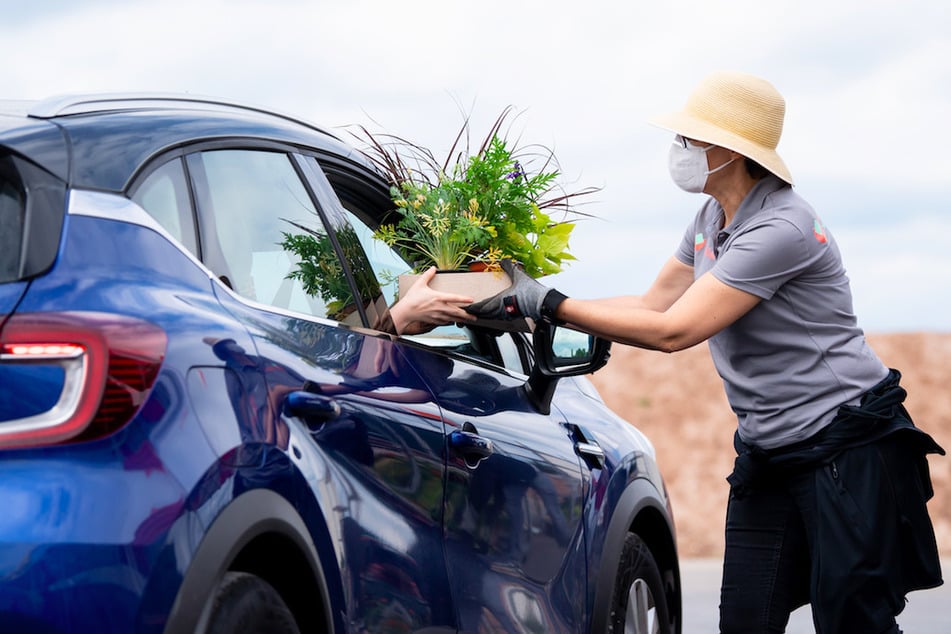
[577, 256, 696, 313]
[557, 269, 760, 352]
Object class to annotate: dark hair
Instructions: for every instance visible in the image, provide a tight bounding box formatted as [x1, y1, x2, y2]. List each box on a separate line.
[744, 157, 770, 180]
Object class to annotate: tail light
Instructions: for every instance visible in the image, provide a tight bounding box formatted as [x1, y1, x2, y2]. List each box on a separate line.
[0, 312, 167, 449]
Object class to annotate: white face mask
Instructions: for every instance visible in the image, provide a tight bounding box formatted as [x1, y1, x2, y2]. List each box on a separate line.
[668, 135, 736, 193]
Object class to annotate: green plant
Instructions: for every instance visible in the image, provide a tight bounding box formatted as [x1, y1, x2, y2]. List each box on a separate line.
[353, 107, 599, 278]
[376, 178, 498, 273]
[280, 219, 380, 320]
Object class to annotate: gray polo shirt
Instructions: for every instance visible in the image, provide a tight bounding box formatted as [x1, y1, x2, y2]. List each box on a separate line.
[675, 176, 888, 450]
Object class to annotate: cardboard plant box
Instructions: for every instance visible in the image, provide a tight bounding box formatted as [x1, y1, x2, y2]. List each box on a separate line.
[397, 269, 531, 332]
[398, 270, 510, 301]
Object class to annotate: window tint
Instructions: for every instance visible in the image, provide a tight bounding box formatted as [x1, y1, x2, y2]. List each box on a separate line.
[0, 173, 23, 282]
[0, 154, 65, 282]
[131, 158, 198, 255]
[191, 150, 341, 320]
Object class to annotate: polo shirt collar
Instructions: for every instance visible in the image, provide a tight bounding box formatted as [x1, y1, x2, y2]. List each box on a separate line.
[724, 175, 788, 233]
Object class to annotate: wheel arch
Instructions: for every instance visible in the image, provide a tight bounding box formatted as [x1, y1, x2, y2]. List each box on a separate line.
[590, 476, 682, 633]
[164, 488, 334, 634]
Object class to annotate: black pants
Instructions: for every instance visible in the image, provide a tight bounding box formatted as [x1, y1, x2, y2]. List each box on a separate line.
[719, 437, 913, 633]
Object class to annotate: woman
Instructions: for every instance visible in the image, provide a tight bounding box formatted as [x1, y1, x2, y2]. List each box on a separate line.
[467, 71, 944, 633]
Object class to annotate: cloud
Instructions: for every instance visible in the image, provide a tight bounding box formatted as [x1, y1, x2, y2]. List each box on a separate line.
[835, 216, 951, 332]
[1, 0, 948, 331]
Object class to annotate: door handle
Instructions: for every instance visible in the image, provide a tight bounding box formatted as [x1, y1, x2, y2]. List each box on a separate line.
[568, 423, 605, 469]
[284, 390, 341, 425]
[449, 422, 493, 467]
[575, 441, 605, 469]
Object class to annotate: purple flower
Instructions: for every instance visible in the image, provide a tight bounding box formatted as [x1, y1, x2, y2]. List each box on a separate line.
[505, 162, 525, 180]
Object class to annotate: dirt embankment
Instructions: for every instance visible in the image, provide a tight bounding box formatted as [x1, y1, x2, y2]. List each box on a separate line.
[588, 332, 951, 558]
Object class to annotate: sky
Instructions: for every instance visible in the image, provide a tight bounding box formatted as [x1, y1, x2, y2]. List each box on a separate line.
[2, 0, 948, 332]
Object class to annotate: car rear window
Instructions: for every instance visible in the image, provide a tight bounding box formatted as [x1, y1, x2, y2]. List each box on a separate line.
[0, 159, 25, 283]
[0, 152, 66, 284]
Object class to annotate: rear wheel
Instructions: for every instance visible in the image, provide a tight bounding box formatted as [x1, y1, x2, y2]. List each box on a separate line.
[205, 571, 300, 634]
[608, 533, 672, 634]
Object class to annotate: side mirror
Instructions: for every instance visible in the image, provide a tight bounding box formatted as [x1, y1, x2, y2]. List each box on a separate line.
[533, 321, 611, 376]
[524, 321, 612, 414]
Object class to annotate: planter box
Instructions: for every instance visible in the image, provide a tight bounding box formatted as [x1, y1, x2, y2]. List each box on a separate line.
[398, 270, 531, 332]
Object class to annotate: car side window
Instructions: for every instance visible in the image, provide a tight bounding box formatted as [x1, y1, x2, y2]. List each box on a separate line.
[187, 149, 345, 321]
[293, 156, 391, 327]
[130, 158, 198, 255]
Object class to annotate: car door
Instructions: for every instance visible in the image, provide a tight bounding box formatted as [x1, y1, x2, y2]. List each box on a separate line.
[313, 157, 591, 632]
[133, 146, 458, 632]
[419, 346, 590, 633]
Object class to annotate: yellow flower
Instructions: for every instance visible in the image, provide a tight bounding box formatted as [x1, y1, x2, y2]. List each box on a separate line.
[463, 209, 491, 230]
[480, 247, 504, 272]
[421, 213, 450, 237]
[468, 198, 479, 213]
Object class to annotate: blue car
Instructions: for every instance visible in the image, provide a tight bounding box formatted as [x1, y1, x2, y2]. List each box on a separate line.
[0, 94, 681, 633]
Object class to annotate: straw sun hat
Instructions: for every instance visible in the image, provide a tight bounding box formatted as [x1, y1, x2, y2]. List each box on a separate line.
[650, 70, 793, 184]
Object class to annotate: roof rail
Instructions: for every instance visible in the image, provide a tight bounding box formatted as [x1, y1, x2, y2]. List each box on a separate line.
[27, 92, 336, 138]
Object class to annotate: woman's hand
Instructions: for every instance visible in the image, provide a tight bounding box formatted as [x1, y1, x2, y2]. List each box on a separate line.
[390, 267, 477, 335]
[465, 259, 555, 322]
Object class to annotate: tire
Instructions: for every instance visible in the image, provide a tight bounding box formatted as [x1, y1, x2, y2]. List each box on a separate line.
[205, 571, 301, 634]
[607, 533, 673, 634]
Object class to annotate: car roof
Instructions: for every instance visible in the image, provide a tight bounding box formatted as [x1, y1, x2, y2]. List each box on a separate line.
[0, 93, 385, 192]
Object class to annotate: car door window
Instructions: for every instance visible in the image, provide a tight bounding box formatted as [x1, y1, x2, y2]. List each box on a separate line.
[292, 155, 391, 327]
[188, 149, 352, 322]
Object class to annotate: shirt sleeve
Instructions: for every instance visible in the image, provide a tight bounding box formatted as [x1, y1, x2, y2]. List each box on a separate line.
[675, 220, 697, 266]
[712, 216, 822, 300]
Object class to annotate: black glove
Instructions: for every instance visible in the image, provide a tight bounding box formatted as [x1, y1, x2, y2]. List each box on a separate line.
[465, 259, 567, 322]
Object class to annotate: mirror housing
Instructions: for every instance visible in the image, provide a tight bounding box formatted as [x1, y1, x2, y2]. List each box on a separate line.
[524, 321, 612, 414]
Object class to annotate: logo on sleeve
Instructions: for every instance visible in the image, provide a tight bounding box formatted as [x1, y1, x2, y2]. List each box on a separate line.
[813, 219, 828, 244]
[694, 233, 706, 251]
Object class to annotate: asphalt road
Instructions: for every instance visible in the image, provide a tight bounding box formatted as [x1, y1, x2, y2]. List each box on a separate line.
[679, 558, 951, 632]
